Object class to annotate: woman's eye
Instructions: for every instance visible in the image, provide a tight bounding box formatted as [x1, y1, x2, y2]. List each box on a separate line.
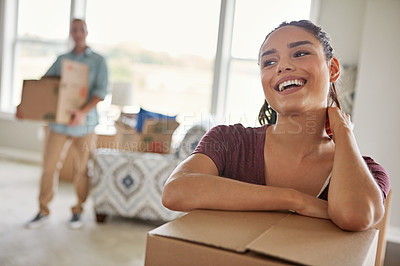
[294, 51, 310, 58]
[263, 60, 275, 67]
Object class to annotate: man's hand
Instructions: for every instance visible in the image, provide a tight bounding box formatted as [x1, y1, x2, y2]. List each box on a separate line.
[69, 109, 86, 126]
[68, 96, 101, 126]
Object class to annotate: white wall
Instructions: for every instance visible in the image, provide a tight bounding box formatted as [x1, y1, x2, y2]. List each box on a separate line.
[317, 0, 367, 66]
[352, 0, 400, 230]
[0, 117, 44, 156]
[317, 0, 400, 238]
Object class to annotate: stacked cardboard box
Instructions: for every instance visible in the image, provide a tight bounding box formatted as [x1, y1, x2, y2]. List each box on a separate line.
[18, 59, 89, 124]
[114, 113, 179, 153]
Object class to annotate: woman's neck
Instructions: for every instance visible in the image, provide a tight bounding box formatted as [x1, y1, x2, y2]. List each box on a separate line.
[267, 109, 333, 158]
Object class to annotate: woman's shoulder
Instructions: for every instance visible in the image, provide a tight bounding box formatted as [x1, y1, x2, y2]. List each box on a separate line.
[362, 155, 390, 200]
[209, 123, 269, 136]
[362, 156, 388, 175]
[197, 124, 268, 154]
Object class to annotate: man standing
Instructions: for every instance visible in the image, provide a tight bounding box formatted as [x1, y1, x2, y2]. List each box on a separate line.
[18, 18, 109, 229]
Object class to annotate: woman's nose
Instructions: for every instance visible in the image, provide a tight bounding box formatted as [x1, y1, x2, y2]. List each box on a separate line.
[278, 67, 292, 73]
[277, 59, 295, 74]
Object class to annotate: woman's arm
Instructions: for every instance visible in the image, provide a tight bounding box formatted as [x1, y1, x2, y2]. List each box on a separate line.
[162, 153, 330, 219]
[327, 107, 385, 231]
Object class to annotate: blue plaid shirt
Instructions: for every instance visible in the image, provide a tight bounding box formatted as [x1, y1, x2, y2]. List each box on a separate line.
[45, 47, 109, 136]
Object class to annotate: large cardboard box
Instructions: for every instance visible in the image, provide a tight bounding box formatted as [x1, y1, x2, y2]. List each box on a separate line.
[115, 115, 179, 153]
[145, 210, 378, 266]
[19, 59, 89, 124]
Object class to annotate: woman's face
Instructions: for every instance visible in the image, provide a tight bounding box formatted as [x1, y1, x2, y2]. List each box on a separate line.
[70, 20, 87, 47]
[259, 26, 336, 116]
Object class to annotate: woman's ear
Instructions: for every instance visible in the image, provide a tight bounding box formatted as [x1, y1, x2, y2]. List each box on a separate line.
[329, 57, 340, 82]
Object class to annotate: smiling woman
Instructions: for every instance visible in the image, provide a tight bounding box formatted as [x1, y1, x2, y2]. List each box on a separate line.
[258, 20, 340, 124]
[162, 20, 390, 232]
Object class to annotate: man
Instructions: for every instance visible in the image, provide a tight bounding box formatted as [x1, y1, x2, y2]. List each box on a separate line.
[18, 18, 108, 229]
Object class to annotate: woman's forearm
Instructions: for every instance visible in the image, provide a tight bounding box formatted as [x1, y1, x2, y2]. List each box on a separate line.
[162, 172, 329, 219]
[328, 127, 384, 230]
[163, 173, 293, 211]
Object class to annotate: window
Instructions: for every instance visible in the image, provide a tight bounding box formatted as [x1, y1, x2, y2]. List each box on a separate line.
[2, 0, 71, 112]
[86, 0, 220, 118]
[225, 0, 311, 126]
[0, 0, 312, 127]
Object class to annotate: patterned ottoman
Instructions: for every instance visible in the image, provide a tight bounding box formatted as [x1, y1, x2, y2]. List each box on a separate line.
[90, 149, 183, 222]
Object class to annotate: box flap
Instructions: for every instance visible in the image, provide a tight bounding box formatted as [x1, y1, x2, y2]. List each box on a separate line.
[149, 210, 290, 252]
[247, 214, 378, 266]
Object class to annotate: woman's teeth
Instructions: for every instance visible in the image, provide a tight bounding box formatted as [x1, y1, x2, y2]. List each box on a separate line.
[277, 79, 305, 91]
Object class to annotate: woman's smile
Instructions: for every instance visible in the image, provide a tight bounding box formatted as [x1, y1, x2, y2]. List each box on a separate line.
[274, 76, 307, 93]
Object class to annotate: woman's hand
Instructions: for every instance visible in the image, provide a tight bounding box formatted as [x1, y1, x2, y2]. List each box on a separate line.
[293, 191, 330, 220]
[325, 107, 354, 142]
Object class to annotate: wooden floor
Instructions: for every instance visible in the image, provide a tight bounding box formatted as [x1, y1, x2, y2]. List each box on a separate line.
[384, 241, 400, 266]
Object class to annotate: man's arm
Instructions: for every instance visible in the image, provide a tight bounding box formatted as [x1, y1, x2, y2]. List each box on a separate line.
[68, 96, 102, 126]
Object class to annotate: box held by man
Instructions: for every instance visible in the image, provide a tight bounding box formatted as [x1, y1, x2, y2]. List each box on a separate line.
[19, 59, 89, 124]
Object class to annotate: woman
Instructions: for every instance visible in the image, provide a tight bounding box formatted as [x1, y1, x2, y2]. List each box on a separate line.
[162, 20, 389, 231]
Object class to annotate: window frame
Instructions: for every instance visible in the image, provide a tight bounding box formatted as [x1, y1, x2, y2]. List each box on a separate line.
[0, 0, 86, 116]
[0, 0, 319, 121]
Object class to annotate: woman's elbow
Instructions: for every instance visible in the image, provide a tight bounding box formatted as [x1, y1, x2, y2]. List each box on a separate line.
[162, 177, 193, 212]
[162, 181, 180, 211]
[329, 204, 384, 231]
[331, 214, 373, 231]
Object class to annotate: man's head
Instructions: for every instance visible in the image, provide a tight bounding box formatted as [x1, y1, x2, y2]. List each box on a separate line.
[70, 19, 88, 47]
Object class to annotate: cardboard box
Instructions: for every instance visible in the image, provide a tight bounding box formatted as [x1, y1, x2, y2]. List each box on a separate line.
[115, 116, 179, 153]
[19, 59, 89, 124]
[96, 133, 118, 150]
[145, 210, 378, 266]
